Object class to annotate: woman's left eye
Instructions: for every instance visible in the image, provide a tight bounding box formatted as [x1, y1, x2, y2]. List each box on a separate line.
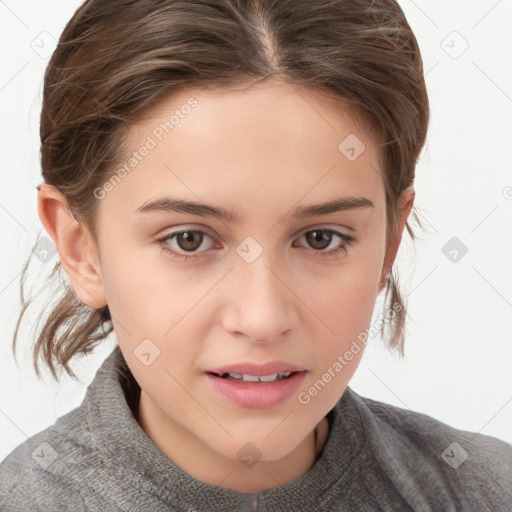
[156, 228, 356, 260]
[294, 229, 356, 255]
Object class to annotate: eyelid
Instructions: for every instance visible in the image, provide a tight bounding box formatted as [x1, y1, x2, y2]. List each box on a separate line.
[156, 225, 218, 241]
[293, 222, 355, 238]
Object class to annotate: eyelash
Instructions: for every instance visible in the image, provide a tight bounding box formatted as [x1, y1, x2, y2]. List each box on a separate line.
[155, 228, 357, 261]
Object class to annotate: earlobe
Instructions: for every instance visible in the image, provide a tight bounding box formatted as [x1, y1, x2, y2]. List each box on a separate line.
[378, 186, 416, 293]
[37, 183, 107, 309]
[398, 185, 415, 221]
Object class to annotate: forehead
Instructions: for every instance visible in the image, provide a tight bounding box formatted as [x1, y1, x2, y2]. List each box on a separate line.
[134, 80, 380, 151]
[101, 80, 384, 218]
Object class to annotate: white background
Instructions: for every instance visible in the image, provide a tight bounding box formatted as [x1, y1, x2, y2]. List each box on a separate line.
[1, 0, 511, 462]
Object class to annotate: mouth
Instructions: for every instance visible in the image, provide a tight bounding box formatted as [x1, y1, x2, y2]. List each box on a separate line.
[207, 370, 298, 383]
[205, 365, 307, 409]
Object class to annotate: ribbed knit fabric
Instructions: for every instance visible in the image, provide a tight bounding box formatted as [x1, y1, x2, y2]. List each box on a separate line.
[1, 345, 511, 511]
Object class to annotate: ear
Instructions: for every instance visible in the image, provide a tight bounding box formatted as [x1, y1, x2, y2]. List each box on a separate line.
[378, 185, 415, 293]
[37, 183, 107, 308]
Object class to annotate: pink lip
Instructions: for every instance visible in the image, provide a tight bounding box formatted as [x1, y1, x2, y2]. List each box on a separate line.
[205, 370, 307, 409]
[207, 361, 306, 375]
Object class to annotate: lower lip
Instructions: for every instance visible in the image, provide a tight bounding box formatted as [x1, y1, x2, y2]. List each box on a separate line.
[205, 372, 306, 409]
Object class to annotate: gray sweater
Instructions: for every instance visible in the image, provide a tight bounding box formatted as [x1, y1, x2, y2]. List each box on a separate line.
[1, 345, 511, 511]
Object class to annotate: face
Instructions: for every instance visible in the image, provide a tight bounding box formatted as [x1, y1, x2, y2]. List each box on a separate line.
[92, 80, 388, 464]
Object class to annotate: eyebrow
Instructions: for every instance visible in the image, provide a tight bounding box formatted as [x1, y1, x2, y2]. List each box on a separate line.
[135, 195, 374, 222]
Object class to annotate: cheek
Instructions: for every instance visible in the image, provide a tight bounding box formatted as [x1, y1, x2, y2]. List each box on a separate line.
[299, 247, 384, 390]
[296, 269, 378, 418]
[308, 280, 375, 380]
[333, 278, 379, 335]
[98, 240, 184, 327]
[98, 243, 217, 372]
[97, 274, 168, 360]
[304, 253, 382, 334]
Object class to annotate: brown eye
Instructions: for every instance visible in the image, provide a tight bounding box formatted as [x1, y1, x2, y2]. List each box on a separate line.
[294, 228, 356, 256]
[175, 231, 205, 251]
[158, 229, 215, 257]
[304, 230, 333, 250]
[158, 227, 355, 261]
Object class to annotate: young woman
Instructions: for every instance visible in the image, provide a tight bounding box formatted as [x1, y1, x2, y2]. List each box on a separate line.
[1, 0, 511, 510]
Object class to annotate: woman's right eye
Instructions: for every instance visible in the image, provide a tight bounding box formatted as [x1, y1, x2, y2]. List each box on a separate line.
[157, 229, 216, 259]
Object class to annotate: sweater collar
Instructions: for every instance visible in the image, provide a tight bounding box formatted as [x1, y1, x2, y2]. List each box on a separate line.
[85, 345, 365, 511]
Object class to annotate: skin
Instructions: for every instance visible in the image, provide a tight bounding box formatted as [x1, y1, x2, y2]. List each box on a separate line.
[38, 79, 414, 493]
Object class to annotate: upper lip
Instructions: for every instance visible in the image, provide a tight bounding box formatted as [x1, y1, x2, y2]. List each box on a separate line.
[206, 361, 306, 376]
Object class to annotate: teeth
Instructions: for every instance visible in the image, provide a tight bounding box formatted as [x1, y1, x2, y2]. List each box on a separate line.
[218, 371, 293, 382]
[258, 373, 279, 382]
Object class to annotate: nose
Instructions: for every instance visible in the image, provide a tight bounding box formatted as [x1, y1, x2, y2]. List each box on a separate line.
[221, 252, 299, 345]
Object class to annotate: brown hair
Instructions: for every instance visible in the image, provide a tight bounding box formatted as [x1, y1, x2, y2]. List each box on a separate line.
[13, 0, 429, 380]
